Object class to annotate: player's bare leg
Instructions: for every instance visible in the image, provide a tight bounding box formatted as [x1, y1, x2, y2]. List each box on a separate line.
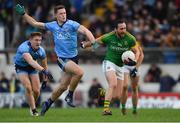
[18, 74, 38, 116]
[120, 73, 129, 115]
[41, 72, 72, 116]
[112, 78, 123, 111]
[30, 74, 40, 102]
[64, 61, 84, 107]
[103, 71, 117, 115]
[131, 76, 139, 115]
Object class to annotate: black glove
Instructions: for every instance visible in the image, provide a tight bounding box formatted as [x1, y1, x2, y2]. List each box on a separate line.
[124, 58, 137, 66]
[40, 69, 53, 81]
[41, 81, 47, 89]
[130, 67, 138, 78]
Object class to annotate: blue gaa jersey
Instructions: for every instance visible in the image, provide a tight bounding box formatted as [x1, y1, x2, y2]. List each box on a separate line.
[45, 20, 80, 58]
[14, 41, 46, 67]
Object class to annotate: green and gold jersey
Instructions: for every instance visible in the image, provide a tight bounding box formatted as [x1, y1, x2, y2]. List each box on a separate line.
[101, 31, 136, 67]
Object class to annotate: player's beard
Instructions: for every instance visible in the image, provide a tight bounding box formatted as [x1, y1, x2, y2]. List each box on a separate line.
[117, 32, 125, 38]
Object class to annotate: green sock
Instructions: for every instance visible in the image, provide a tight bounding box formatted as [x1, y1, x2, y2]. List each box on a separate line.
[122, 104, 126, 109]
[133, 106, 137, 111]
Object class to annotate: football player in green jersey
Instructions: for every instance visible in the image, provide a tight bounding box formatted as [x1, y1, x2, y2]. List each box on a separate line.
[121, 43, 144, 115]
[81, 19, 140, 115]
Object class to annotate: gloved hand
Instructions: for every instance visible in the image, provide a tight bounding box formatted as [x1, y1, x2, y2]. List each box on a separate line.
[130, 67, 138, 78]
[124, 58, 137, 66]
[41, 81, 47, 89]
[40, 69, 53, 81]
[15, 4, 25, 15]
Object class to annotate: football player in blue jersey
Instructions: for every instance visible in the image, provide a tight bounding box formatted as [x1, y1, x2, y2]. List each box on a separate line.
[15, 4, 95, 115]
[14, 32, 53, 116]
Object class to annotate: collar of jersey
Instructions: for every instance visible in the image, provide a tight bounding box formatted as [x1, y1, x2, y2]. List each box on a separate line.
[56, 19, 68, 28]
[27, 41, 39, 52]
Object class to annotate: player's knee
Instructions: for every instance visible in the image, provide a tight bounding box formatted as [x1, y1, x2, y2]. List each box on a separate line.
[123, 85, 128, 91]
[132, 86, 138, 93]
[114, 95, 121, 100]
[76, 69, 84, 78]
[25, 86, 33, 94]
[33, 89, 40, 96]
[110, 83, 117, 89]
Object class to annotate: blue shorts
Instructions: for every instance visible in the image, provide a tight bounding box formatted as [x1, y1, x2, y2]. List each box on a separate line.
[57, 56, 79, 71]
[15, 64, 38, 75]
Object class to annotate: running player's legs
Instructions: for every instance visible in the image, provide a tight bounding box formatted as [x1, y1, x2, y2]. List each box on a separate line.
[105, 71, 118, 101]
[65, 60, 84, 92]
[51, 71, 72, 101]
[103, 70, 117, 115]
[121, 73, 129, 105]
[112, 78, 124, 108]
[120, 73, 129, 115]
[63, 59, 84, 107]
[112, 66, 124, 101]
[41, 71, 72, 116]
[57, 56, 83, 105]
[30, 74, 40, 102]
[112, 79, 123, 100]
[130, 75, 139, 114]
[102, 60, 118, 115]
[18, 73, 36, 110]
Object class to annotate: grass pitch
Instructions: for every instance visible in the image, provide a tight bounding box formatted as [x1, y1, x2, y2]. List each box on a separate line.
[0, 108, 180, 122]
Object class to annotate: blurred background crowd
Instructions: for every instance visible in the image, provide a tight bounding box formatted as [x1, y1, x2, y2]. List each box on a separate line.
[0, 0, 179, 48]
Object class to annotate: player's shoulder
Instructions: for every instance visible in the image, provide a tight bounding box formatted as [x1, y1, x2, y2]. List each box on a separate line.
[102, 31, 115, 38]
[18, 41, 30, 50]
[126, 32, 136, 41]
[66, 19, 80, 26]
[67, 19, 77, 23]
[46, 21, 57, 25]
[39, 46, 45, 52]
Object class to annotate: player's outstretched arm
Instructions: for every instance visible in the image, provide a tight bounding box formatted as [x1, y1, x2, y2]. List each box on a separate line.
[15, 4, 45, 29]
[23, 53, 44, 71]
[78, 25, 95, 42]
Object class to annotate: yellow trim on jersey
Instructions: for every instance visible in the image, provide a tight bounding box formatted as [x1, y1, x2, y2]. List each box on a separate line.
[131, 41, 139, 49]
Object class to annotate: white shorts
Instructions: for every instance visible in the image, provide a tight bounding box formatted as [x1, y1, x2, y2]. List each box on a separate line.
[123, 65, 140, 76]
[102, 60, 124, 80]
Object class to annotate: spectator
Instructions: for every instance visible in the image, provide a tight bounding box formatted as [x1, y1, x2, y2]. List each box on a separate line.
[88, 78, 102, 107]
[9, 73, 21, 93]
[0, 72, 10, 92]
[144, 64, 162, 82]
[159, 72, 176, 92]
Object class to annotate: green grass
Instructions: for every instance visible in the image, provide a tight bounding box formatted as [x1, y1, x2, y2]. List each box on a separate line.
[0, 108, 180, 122]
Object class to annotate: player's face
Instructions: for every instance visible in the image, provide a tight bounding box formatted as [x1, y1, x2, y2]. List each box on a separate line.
[117, 23, 126, 36]
[55, 8, 67, 23]
[30, 36, 42, 50]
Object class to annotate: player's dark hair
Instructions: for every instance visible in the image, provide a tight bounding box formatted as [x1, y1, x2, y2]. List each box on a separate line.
[54, 5, 65, 14]
[29, 32, 42, 38]
[115, 19, 126, 28]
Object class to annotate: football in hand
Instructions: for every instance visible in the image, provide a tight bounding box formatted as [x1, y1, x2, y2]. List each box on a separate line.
[121, 50, 135, 63]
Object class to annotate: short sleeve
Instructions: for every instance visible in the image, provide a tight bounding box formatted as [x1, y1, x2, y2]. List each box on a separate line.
[19, 45, 29, 54]
[71, 20, 80, 31]
[45, 21, 55, 32]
